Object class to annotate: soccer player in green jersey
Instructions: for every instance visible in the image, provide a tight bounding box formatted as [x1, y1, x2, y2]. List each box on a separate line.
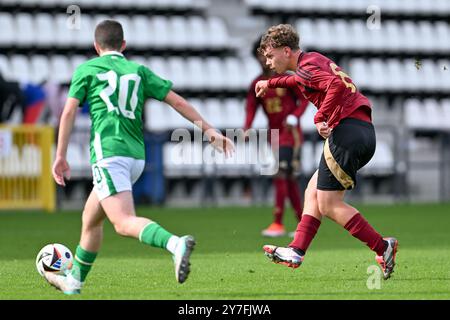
[44, 20, 234, 295]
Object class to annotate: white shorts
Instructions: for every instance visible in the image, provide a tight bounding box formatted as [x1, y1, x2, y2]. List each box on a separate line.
[91, 156, 145, 201]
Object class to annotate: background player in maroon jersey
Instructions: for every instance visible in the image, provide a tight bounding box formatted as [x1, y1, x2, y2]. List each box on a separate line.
[244, 39, 308, 237]
[255, 24, 398, 279]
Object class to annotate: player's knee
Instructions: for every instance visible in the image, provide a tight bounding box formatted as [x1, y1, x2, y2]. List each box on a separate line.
[317, 192, 339, 216]
[113, 220, 132, 237]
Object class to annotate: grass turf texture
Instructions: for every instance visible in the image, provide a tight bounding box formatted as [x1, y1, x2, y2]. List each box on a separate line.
[0, 203, 449, 300]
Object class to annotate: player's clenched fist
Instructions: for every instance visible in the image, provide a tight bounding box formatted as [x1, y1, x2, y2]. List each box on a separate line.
[255, 80, 269, 98]
[316, 122, 331, 139]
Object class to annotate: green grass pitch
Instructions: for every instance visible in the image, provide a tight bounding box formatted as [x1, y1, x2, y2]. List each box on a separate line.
[0, 203, 449, 299]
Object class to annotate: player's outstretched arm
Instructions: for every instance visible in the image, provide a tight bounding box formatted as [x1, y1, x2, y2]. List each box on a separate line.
[52, 97, 80, 186]
[164, 90, 235, 156]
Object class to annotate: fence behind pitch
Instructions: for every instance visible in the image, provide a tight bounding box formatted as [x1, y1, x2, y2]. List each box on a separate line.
[0, 125, 55, 212]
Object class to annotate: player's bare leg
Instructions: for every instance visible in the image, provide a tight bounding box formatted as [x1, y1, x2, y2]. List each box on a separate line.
[264, 170, 322, 268]
[100, 191, 195, 283]
[80, 190, 106, 252]
[317, 190, 398, 279]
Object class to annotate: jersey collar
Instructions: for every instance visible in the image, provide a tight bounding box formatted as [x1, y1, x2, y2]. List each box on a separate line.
[100, 51, 124, 57]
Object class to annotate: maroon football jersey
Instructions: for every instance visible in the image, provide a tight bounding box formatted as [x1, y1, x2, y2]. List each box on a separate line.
[268, 51, 372, 129]
[245, 74, 308, 146]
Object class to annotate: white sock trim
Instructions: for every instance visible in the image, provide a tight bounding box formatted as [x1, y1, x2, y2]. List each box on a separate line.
[75, 255, 94, 266]
[166, 235, 180, 255]
[138, 221, 156, 242]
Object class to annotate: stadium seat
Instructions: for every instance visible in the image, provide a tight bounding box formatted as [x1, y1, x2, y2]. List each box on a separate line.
[35, 14, 55, 46]
[401, 21, 419, 52]
[10, 55, 30, 83]
[222, 98, 245, 129]
[207, 16, 228, 48]
[242, 56, 261, 86]
[148, 57, 170, 80]
[49, 56, 72, 83]
[349, 20, 369, 50]
[385, 59, 404, 91]
[0, 55, 12, 80]
[404, 99, 424, 129]
[0, 13, 15, 46]
[224, 57, 244, 90]
[169, 16, 189, 49]
[15, 13, 34, 46]
[296, 19, 315, 49]
[421, 60, 440, 92]
[186, 57, 206, 89]
[423, 98, 442, 129]
[168, 57, 188, 89]
[418, 21, 438, 53]
[333, 20, 351, 50]
[131, 16, 152, 48]
[369, 59, 386, 90]
[349, 59, 369, 89]
[435, 22, 450, 52]
[150, 16, 170, 47]
[384, 20, 402, 51]
[30, 55, 50, 84]
[205, 57, 226, 89]
[188, 16, 208, 48]
[203, 98, 226, 129]
[403, 59, 422, 90]
[315, 19, 333, 50]
[54, 14, 73, 47]
[441, 99, 450, 129]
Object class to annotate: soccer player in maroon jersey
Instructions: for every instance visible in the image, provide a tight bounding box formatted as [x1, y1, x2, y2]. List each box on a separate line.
[244, 39, 308, 237]
[256, 24, 398, 279]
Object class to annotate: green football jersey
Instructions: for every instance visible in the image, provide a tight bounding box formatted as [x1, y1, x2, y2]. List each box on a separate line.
[68, 52, 172, 163]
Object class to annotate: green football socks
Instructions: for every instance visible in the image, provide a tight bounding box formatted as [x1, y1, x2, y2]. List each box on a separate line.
[71, 245, 97, 283]
[139, 222, 173, 249]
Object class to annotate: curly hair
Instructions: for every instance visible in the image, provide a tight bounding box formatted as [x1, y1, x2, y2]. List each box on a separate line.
[258, 24, 300, 54]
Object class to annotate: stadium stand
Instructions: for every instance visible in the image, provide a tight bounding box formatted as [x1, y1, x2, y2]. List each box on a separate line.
[0, 0, 449, 207]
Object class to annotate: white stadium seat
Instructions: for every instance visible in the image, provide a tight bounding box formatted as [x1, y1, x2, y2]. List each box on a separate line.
[150, 16, 170, 47]
[148, 57, 170, 80]
[15, 13, 34, 46]
[207, 17, 228, 48]
[188, 16, 208, 48]
[35, 14, 55, 46]
[131, 16, 152, 48]
[186, 57, 206, 89]
[30, 55, 50, 84]
[11, 55, 30, 83]
[168, 57, 188, 89]
[170, 16, 189, 49]
[0, 13, 15, 46]
[205, 57, 226, 89]
[49, 56, 72, 83]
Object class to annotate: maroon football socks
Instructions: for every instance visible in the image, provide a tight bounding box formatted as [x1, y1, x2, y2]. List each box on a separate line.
[289, 214, 322, 255]
[344, 213, 386, 256]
